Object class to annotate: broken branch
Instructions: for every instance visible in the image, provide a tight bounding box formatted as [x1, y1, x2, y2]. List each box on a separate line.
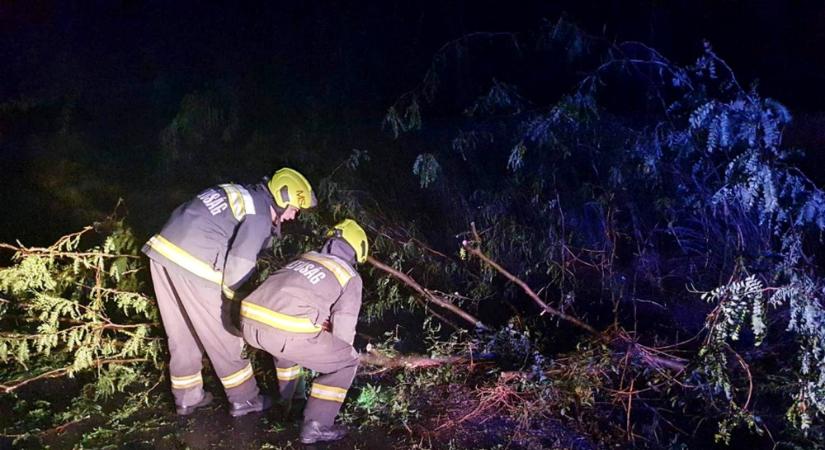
[461, 237, 599, 336]
[368, 256, 488, 330]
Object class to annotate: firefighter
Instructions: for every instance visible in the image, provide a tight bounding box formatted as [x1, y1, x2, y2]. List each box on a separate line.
[240, 219, 367, 444]
[143, 168, 317, 417]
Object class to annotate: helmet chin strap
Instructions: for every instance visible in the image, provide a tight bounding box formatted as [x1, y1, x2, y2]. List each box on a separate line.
[269, 206, 284, 236]
[270, 221, 282, 237]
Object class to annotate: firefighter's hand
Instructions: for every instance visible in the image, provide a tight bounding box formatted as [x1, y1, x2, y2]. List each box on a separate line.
[321, 320, 332, 332]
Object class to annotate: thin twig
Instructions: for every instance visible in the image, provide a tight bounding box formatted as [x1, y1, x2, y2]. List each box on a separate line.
[0, 358, 149, 393]
[461, 234, 598, 336]
[368, 256, 487, 330]
[626, 378, 635, 443]
[0, 243, 139, 259]
[727, 344, 754, 411]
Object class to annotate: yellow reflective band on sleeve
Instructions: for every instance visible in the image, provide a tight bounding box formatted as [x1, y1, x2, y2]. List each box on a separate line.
[309, 383, 348, 403]
[240, 302, 323, 334]
[171, 372, 203, 390]
[302, 254, 353, 287]
[146, 235, 223, 285]
[220, 363, 254, 389]
[219, 184, 256, 221]
[276, 365, 302, 381]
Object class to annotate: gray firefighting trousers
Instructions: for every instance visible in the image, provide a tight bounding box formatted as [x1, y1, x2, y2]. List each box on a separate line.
[242, 325, 359, 426]
[150, 260, 259, 407]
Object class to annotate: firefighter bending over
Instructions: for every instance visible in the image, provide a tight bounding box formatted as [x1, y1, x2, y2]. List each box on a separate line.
[143, 168, 317, 416]
[240, 219, 367, 444]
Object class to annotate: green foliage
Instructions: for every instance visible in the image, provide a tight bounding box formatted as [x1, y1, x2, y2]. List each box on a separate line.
[384, 99, 422, 138]
[412, 153, 441, 188]
[364, 274, 407, 322]
[701, 275, 767, 346]
[464, 79, 527, 117]
[0, 216, 161, 401]
[342, 374, 417, 429]
[76, 390, 172, 449]
[353, 383, 392, 416]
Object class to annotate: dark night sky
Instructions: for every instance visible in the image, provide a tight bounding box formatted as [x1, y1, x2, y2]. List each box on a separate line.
[2, 1, 825, 111]
[1, 1, 825, 243]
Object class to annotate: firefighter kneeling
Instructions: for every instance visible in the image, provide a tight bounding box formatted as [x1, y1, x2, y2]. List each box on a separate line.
[240, 219, 368, 444]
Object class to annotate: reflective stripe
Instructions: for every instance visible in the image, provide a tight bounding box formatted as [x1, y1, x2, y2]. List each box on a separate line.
[219, 184, 256, 220]
[309, 383, 347, 403]
[145, 234, 235, 299]
[302, 254, 353, 287]
[276, 365, 301, 381]
[240, 302, 322, 334]
[146, 235, 221, 284]
[171, 372, 203, 389]
[221, 363, 254, 388]
[238, 186, 256, 214]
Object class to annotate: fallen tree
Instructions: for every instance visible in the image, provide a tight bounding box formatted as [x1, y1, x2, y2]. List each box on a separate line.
[365, 20, 825, 447]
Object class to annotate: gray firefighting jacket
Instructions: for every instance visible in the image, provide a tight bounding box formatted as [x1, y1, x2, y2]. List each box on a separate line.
[240, 251, 363, 345]
[142, 182, 277, 299]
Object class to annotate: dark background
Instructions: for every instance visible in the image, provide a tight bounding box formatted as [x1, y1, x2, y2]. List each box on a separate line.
[2, 0, 824, 244]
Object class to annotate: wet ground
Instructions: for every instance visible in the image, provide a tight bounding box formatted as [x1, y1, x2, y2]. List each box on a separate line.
[7, 399, 405, 450]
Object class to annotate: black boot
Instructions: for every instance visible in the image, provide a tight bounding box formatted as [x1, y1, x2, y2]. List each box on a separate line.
[176, 391, 214, 416]
[229, 394, 273, 417]
[299, 420, 348, 444]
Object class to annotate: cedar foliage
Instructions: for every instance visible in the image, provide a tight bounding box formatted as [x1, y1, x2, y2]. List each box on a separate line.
[0, 211, 161, 411]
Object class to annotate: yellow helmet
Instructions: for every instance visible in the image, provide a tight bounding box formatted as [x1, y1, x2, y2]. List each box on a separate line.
[268, 168, 318, 210]
[327, 219, 369, 264]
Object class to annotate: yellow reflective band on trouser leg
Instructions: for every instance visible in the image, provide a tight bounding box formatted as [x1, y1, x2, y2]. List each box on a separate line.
[309, 383, 348, 403]
[171, 372, 203, 390]
[240, 302, 323, 333]
[276, 365, 301, 381]
[220, 363, 254, 389]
